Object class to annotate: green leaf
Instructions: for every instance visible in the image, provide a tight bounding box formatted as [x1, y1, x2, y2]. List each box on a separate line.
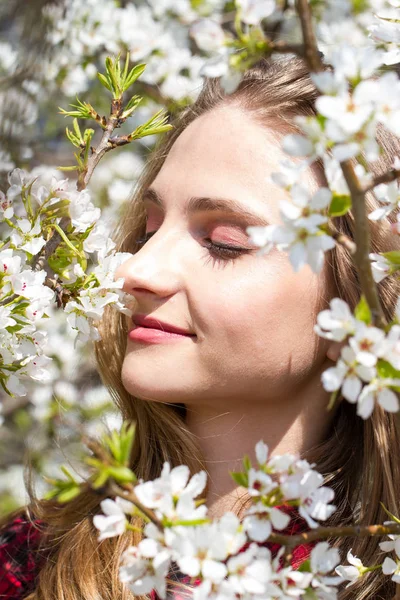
[59, 98, 97, 120]
[97, 72, 113, 92]
[382, 251, 400, 267]
[92, 472, 109, 490]
[297, 558, 311, 572]
[354, 295, 372, 325]
[129, 109, 172, 141]
[83, 128, 94, 143]
[328, 194, 352, 217]
[173, 518, 210, 527]
[377, 359, 400, 383]
[107, 465, 136, 484]
[119, 422, 136, 464]
[327, 389, 339, 411]
[230, 471, 248, 487]
[105, 56, 121, 97]
[57, 486, 81, 503]
[242, 454, 252, 472]
[380, 502, 400, 524]
[123, 63, 146, 91]
[65, 126, 81, 148]
[51, 223, 85, 258]
[121, 95, 143, 119]
[122, 52, 130, 84]
[73, 118, 83, 143]
[58, 165, 80, 172]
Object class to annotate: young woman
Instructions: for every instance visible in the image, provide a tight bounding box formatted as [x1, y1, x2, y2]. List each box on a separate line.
[1, 56, 400, 600]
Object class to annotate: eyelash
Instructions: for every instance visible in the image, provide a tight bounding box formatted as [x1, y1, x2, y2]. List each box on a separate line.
[135, 231, 251, 266]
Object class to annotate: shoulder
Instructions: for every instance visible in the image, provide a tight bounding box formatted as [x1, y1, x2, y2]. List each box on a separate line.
[0, 510, 46, 599]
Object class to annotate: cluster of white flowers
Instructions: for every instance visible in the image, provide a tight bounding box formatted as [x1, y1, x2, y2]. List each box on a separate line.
[243, 441, 336, 537]
[0, 168, 133, 394]
[380, 523, 400, 584]
[0, 246, 54, 396]
[247, 183, 335, 273]
[93, 441, 344, 599]
[337, 524, 400, 588]
[42, 0, 213, 100]
[316, 298, 400, 418]
[284, 43, 400, 164]
[39, 0, 303, 102]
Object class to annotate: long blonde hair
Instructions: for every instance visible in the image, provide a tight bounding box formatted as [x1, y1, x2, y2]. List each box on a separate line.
[6, 56, 400, 599]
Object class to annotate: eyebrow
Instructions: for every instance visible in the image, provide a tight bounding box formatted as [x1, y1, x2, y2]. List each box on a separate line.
[142, 187, 270, 227]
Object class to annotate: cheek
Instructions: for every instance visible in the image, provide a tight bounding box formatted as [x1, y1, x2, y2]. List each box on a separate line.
[200, 255, 324, 363]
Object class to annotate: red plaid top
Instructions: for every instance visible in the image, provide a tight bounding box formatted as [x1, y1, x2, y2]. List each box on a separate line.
[0, 506, 312, 599]
[0, 512, 47, 599]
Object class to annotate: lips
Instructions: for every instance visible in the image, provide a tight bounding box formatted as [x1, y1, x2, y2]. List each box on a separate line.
[131, 314, 195, 336]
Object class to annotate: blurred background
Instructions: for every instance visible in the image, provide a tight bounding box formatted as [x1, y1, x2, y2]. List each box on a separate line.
[0, 0, 246, 518]
[0, 0, 338, 517]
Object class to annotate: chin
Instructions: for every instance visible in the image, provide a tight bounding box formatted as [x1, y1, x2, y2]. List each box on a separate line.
[121, 357, 191, 404]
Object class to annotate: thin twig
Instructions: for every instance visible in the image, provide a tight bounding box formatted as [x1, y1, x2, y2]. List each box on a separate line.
[331, 231, 357, 255]
[274, 520, 400, 567]
[268, 40, 306, 57]
[77, 98, 123, 191]
[107, 480, 164, 532]
[363, 168, 400, 193]
[269, 521, 400, 551]
[67, 421, 164, 531]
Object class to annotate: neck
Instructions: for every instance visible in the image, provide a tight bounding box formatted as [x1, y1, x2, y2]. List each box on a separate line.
[185, 372, 335, 518]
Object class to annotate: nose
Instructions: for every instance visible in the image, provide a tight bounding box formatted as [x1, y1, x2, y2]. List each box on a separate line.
[114, 230, 184, 302]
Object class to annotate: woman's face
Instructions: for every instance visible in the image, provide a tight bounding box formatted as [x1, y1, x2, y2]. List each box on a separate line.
[116, 105, 334, 408]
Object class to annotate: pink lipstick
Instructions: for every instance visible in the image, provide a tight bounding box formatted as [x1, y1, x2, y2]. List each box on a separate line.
[128, 315, 196, 344]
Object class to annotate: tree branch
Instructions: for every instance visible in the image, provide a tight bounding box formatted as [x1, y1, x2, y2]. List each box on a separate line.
[268, 40, 307, 58]
[331, 231, 357, 255]
[296, 0, 323, 72]
[269, 521, 400, 550]
[341, 162, 386, 327]
[363, 168, 400, 193]
[295, 0, 386, 327]
[107, 480, 164, 532]
[30, 216, 70, 272]
[77, 98, 124, 191]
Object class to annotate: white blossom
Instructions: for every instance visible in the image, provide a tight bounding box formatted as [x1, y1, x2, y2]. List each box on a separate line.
[134, 462, 207, 523]
[68, 189, 101, 232]
[190, 19, 225, 52]
[166, 525, 228, 583]
[10, 219, 46, 256]
[335, 549, 366, 587]
[321, 345, 376, 404]
[247, 468, 275, 497]
[281, 465, 336, 529]
[225, 544, 274, 596]
[243, 504, 290, 542]
[120, 541, 171, 599]
[93, 496, 135, 541]
[380, 522, 400, 553]
[357, 378, 400, 419]
[348, 322, 385, 368]
[236, 0, 276, 25]
[309, 542, 343, 596]
[368, 181, 400, 221]
[255, 439, 268, 465]
[370, 253, 392, 283]
[382, 552, 400, 584]
[315, 298, 356, 342]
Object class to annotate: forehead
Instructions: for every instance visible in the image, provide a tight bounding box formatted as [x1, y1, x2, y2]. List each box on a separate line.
[151, 105, 320, 221]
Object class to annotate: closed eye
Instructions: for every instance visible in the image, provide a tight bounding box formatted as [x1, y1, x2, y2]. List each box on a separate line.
[135, 231, 251, 267]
